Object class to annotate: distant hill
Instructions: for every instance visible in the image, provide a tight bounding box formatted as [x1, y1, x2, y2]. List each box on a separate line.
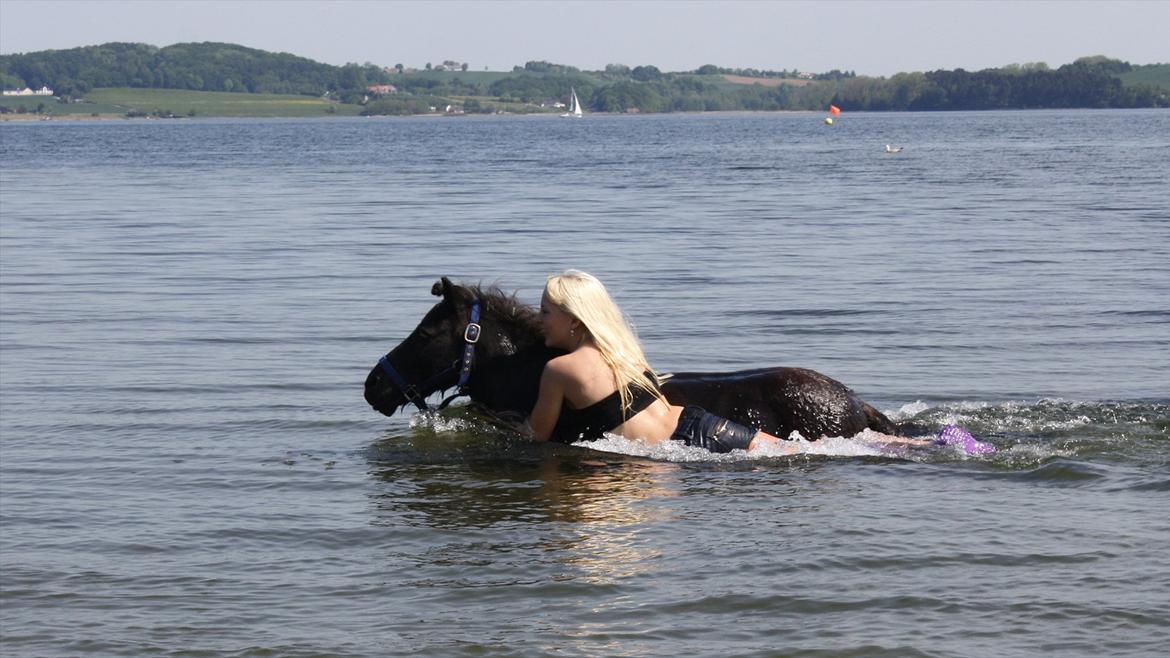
[0, 42, 391, 99]
[2, 43, 1166, 116]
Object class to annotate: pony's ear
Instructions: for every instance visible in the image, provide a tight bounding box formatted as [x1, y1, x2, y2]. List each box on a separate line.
[432, 277, 470, 303]
[431, 277, 453, 298]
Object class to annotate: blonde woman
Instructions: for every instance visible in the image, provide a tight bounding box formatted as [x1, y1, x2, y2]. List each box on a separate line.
[526, 270, 796, 454]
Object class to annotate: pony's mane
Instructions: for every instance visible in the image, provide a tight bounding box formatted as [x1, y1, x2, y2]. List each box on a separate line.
[465, 284, 542, 335]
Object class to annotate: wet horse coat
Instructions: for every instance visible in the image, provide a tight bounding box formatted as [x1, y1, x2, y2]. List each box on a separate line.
[364, 278, 899, 440]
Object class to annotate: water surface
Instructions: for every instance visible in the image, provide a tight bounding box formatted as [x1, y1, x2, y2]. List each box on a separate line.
[1, 110, 1168, 657]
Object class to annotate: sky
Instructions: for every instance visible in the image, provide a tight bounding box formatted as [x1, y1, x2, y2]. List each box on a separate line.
[1, 0, 1168, 77]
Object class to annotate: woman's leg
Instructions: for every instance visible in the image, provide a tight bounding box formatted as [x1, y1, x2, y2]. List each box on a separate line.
[863, 432, 932, 446]
[747, 431, 801, 454]
[747, 430, 931, 453]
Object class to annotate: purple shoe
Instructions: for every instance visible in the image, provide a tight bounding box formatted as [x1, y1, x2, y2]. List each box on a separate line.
[933, 424, 996, 455]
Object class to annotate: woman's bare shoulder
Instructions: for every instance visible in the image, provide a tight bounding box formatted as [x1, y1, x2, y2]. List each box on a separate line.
[545, 348, 603, 379]
[546, 352, 584, 376]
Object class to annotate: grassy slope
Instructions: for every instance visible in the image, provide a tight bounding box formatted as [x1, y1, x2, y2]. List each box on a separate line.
[697, 73, 814, 92]
[1, 88, 364, 117]
[1119, 64, 1170, 90]
[88, 88, 363, 116]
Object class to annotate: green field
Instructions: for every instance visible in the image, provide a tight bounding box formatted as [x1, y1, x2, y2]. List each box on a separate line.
[88, 88, 363, 117]
[0, 94, 64, 113]
[0, 86, 558, 119]
[1120, 64, 1170, 90]
[1, 88, 365, 118]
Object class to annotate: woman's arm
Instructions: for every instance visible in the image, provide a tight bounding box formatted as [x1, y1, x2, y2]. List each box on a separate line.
[527, 363, 568, 441]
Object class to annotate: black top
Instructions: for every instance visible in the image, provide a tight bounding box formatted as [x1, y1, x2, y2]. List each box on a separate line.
[550, 375, 660, 443]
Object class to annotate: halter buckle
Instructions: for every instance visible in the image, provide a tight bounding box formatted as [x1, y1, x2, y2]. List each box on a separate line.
[463, 322, 481, 344]
[401, 384, 423, 403]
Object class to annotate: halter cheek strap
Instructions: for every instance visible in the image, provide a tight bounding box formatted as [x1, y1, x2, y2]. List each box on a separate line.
[379, 300, 482, 412]
[455, 301, 481, 391]
[377, 354, 434, 412]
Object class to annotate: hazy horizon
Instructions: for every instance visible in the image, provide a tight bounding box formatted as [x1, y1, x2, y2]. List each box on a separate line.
[1, 0, 1168, 77]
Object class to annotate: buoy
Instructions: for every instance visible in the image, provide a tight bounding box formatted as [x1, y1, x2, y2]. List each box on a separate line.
[824, 117, 834, 125]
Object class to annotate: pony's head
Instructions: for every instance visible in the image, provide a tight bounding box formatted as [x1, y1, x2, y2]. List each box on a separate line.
[364, 277, 544, 416]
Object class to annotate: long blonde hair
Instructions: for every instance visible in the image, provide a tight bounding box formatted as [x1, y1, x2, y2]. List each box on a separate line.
[543, 270, 666, 414]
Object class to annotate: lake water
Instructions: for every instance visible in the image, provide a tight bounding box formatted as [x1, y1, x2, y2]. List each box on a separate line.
[1, 110, 1168, 657]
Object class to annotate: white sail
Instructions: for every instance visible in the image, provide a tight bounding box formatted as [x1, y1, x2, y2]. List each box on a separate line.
[562, 87, 583, 118]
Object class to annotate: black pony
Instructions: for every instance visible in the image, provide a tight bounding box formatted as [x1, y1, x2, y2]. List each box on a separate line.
[364, 278, 900, 440]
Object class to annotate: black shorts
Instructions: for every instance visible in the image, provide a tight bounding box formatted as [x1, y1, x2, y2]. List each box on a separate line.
[670, 406, 757, 453]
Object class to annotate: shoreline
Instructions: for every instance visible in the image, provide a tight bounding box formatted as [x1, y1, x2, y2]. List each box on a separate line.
[4, 107, 1164, 123]
[1, 113, 131, 122]
[0, 110, 771, 122]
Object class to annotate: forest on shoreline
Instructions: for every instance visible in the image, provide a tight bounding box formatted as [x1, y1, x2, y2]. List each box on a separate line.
[2, 42, 1167, 118]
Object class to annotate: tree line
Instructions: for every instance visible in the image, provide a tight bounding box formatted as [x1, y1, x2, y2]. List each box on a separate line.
[0, 42, 392, 99]
[596, 58, 1160, 111]
[847, 59, 1166, 111]
[1, 43, 1165, 114]
[386, 58, 1167, 114]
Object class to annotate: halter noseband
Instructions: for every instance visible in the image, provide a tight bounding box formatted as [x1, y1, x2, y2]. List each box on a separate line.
[377, 300, 482, 412]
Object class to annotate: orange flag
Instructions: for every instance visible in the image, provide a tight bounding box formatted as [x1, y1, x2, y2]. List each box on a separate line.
[829, 105, 841, 116]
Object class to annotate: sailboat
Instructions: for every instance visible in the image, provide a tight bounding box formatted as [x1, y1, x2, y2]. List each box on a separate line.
[561, 87, 583, 118]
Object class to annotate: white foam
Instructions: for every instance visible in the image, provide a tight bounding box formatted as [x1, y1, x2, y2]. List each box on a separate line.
[576, 430, 888, 462]
[403, 406, 989, 463]
[888, 400, 932, 420]
[791, 433, 888, 458]
[578, 433, 734, 462]
[409, 409, 481, 433]
[929, 398, 1099, 434]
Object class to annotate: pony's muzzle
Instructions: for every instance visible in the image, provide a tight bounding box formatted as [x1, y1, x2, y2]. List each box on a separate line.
[364, 367, 402, 416]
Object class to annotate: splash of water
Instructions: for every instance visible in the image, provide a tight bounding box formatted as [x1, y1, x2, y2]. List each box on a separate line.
[397, 398, 1168, 467]
[580, 430, 898, 463]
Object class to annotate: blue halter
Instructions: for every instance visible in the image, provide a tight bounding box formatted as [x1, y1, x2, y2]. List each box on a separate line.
[377, 300, 482, 412]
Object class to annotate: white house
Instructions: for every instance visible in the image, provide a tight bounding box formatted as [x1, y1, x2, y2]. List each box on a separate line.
[2, 86, 54, 96]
